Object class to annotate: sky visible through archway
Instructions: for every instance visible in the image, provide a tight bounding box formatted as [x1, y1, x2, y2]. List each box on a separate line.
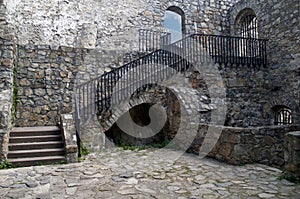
[164, 10, 182, 42]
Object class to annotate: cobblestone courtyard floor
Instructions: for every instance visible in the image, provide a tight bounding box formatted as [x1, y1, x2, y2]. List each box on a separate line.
[0, 147, 299, 199]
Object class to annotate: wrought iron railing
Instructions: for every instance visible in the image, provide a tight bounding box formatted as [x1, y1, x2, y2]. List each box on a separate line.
[139, 29, 171, 52]
[74, 32, 268, 129]
[191, 34, 267, 66]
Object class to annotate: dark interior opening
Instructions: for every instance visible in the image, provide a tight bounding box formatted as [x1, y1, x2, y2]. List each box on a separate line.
[105, 103, 169, 147]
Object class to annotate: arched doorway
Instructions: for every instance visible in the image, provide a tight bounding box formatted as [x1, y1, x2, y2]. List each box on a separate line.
[164, 6, 185, 42]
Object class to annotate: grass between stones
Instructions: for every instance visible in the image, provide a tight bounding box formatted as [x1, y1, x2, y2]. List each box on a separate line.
[0, 160, 16, 169]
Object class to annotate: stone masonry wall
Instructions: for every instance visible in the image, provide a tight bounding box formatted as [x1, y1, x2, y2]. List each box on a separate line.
[0, 3, 15, 162]
[206, 124, 300, 168]
[3, 0, 241, 85]
[228, 0, 300, 125]
[4, 0, 239, 48]
[284, 131, 300, 181]
[3, 0, 299, 129]
[4, 0, 152, 49]
[15, 45, 86, 127]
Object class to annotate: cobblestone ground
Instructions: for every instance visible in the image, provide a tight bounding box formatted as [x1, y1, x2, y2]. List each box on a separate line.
[0, 148, 300, 199]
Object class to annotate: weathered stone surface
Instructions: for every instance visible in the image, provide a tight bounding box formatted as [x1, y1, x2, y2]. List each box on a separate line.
[60, 114, 78, 163]
[284, 131, 300, 181]
[0, 148, 299, 198]
[0, 0, 299, 175]
[0, 3, 15, 163]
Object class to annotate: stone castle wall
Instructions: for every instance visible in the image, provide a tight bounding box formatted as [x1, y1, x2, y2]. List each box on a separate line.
[204, 124, 300, 168]
[15, 45, 86, 127]
[1, 0, 298, 128]
[228, 0, 300, 124]
[0, 0, 299, 170]
[4, 0, 238, 48]
[7, 0, 299, 128]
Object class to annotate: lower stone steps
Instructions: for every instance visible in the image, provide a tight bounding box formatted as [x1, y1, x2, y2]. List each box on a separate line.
[8, 148, 65, 159]
[7, 126, 66, 167]
[8, 156, 66, 167]
[9, 135, 62, 143]
[8, 141, 64, 151]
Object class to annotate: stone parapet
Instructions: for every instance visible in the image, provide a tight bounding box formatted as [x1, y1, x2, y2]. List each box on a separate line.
[203, 124, 300, 168]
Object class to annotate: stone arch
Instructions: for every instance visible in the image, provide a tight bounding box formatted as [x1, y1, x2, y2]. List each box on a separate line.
[99, 84, 171, 133]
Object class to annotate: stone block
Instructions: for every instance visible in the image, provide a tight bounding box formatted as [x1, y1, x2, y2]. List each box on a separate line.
[60, 114, 78, 163]
[284, 131, 300, 180]
[218, 143, 233, 157]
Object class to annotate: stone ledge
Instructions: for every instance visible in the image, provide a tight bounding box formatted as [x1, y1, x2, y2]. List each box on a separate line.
[202, 124, 300, 168]
[60, 114, 78, 163]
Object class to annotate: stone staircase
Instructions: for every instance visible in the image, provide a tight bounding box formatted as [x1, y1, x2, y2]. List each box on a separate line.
[7, 126, 66, 167]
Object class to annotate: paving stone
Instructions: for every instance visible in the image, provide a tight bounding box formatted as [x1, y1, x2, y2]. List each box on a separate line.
[65, 178, 81, 187]
[112, 176, 125, 182]
[39, 179, 50, 185]
[66, 187, 78, 195]
[167, 186, 181, 191]
[119, 172, 134, 178]
[135, 184, 157, 194]
[258, 193, 276, 198]
[25, 181, 38, 188]
[117, 185, 137, 195]
[10, 183, 26, 189]
[126, 178, 139, 185]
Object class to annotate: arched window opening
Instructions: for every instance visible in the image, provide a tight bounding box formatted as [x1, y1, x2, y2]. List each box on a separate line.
[234, 8, 259, 57]
[235, 8, 258, 39]
[164, 6, 185, 42]
[273, 106, 293, 125]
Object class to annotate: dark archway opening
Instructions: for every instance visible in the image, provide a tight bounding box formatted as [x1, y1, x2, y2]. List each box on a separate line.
[105, 103, 168, 148]
[105, 89, 181, 149]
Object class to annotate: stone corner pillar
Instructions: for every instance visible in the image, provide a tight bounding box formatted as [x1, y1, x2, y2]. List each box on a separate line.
[60, 114, 78, 163]
[0, 22, 17, 162]
[284, 131, 300, 180]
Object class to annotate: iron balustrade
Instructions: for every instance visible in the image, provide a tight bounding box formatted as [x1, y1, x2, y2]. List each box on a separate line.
[189, 34, 267, 66]
[139, 29, 171, 52]
[74, 33, 268, 129]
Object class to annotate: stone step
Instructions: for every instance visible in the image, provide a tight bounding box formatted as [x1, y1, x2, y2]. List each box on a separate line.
[9, 134, 62, 143]
[7, 148, 65, 159]
[7, 126, 66, 167]
[8, 156, 66, 167]
[10, 126, 61, 137]
[8, 141, 64, 151]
